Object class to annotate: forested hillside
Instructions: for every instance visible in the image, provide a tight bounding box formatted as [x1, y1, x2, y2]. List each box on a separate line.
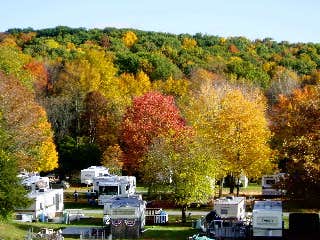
[0, 26, 319, 205]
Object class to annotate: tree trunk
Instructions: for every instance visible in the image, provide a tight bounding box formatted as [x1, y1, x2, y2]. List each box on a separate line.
[181, 205, 187, 223]
[229, 175, 235, 194]
[219, 178, 223, 197]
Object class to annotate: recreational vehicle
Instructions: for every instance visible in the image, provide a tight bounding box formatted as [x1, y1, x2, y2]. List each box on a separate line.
[93, 175, 136, 205]
[80, 166, 110, 185]
[262, 173, 286, 196]
[214, 196, 246, 220]
[103, 195, 146, 239]
[16, 188, 64, 222]
[252, 200, 283, 237]
[16, 172, 64, 222]
[21, 175, 50, 192]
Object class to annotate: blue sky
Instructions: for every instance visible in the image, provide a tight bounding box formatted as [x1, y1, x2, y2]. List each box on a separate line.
[1, 0, 319, 43]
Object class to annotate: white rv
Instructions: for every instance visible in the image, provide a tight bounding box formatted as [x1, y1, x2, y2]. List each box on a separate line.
[16, 188, 64, 222]
[16, 172, 64, 222]
[214, 196, 246, 220]
[21, 175, 50, 192]
[252, 200, 283, 237]
[93, 175, 136, 205]
[81, 166, 110, 185]
[262, 173, 286, 196]
[103, 195, 146, 239]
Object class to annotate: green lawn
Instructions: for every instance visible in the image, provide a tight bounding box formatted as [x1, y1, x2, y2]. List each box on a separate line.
[0, 220, 198, 240]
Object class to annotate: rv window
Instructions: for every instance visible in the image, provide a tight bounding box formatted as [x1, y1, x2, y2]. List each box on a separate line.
[266, 179, 275, 185]
[221, 209, 228, 215]
[99, 186, 118, 195]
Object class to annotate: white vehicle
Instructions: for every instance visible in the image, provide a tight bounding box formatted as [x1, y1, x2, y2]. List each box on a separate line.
[80, 166, 110, 185]
[262, 173, 286, 196]
[16, 188, 64, 222]
[93, 175, 136, 205]
[21, 175, 50, 192]
[214, 196, 246, 220]
[239, 175, 249, 188]
[252, 200, 283, 237]
[103, 195, 146, 239]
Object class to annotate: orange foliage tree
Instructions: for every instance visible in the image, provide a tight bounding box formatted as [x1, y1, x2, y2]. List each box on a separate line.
[0, 72, 58, 172]
[270, 86, 320, 201]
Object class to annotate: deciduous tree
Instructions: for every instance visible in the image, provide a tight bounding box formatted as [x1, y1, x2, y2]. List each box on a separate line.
[120, 92, 186, 174]
[122, 31, 138, 48]
[0, 118, 30, 220]
[0, 72, 58, 172]
[184, 81, 273, 193]
[143, 132, 217, 222]
[270, 86, 320, 201]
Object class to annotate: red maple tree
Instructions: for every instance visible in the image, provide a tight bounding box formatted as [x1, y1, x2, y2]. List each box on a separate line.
[120, 92, 187, 174]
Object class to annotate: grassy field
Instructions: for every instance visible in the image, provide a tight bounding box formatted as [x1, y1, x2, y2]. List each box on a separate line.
[0, 219, 198, 240]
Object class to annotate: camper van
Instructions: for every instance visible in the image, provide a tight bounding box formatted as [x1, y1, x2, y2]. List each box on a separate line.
[262, 173, 286, 196]
[80, 166, 110, 185]
[214, 196, 246, 220]
[93, 175, 136, 205]
[103, 195, 146, 239]
[252, 200, 283, 237]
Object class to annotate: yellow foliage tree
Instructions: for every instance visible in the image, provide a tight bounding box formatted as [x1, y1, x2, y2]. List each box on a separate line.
[182, 37, 197, 49]
[152, 76, 190, 98]
[185, 82, 273, 182]
[122, 31, 138, 48]
[101, 144, 123, 175]
[119, 71, 151, 98]
[214, 90, 273, 178]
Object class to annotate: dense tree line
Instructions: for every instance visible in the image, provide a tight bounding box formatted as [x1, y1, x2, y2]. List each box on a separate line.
[0, 26, 319, 219]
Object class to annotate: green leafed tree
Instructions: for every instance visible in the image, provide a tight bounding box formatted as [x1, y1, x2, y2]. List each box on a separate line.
[143, 131, 217, 223]
[0, 116, 30, 220]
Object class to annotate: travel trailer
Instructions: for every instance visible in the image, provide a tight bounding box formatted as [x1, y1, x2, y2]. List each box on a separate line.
[262, 173, 286, 196]
[103, 195, 146, 239]
[93, 175, 136, 205]
[20, 174, 50, 192]
[15, 188, 64, 222]
[80, 166, 110, 185]
[214, 196, 246, 220]
[252, 200, 283, 237]
[16, 171, 64, 222]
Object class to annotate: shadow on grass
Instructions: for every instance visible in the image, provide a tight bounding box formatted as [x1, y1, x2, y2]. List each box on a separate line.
[143, 223, 198, 240]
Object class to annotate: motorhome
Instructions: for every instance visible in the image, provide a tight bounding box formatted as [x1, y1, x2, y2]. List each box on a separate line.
[103, 195, 146, 239]
[262, 173, 286, 196]
[214, 196, 246, 220]
[252, 200, 283, 237]
[80, 166, 110, 185]
[93, 175, 136, 205]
